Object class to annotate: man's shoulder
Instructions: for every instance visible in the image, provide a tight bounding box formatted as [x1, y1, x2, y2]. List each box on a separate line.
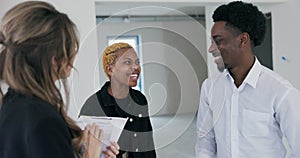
[261, 66, 295, 90]
[203, 72, 225, 86]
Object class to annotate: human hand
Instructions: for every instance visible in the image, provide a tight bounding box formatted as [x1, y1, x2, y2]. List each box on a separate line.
[102, 141, 120, 158]
[84, 123, 103, 158]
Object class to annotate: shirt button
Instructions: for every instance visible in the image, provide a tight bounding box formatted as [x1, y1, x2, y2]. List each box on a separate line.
[138, 114, 142, 117]
[134, 133, 137, 137]
[135, 148, 139, 152]
[129, 118, 133, 122]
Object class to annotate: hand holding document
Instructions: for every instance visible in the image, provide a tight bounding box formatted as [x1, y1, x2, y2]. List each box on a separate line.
[77, 116, 127, 158]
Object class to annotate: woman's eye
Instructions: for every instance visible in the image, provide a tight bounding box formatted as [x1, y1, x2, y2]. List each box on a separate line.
[135, 60, 140, 65]
[124, 61, 131, 65]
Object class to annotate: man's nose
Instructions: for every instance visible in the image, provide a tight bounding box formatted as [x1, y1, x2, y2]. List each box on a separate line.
[208, 44, 216, 53]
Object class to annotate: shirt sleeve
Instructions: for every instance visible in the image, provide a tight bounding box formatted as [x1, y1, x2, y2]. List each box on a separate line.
[195, 79, 217, 158]
[275, 87, 300, 158]
[27, 116, 75, 158]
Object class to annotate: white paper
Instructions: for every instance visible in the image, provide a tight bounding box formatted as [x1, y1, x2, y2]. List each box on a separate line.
[76, 115, 128, 158]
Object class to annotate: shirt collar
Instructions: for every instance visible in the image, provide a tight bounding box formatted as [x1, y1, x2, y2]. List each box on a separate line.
[100, 81, 133, 107]
[100, 81, 118, 107]
[224, 57, 263, 88]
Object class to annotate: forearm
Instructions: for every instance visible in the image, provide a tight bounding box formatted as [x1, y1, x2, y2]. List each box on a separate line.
[195, 132, 217, 158]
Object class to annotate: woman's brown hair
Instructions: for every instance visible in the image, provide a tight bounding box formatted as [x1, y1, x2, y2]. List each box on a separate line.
[0, 1, 83, 157]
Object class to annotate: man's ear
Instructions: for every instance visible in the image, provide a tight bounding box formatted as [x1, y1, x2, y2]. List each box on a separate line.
[240, 32, 250, 46]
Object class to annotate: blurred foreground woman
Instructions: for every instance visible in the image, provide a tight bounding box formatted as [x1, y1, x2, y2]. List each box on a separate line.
[0, 1, 119, 158]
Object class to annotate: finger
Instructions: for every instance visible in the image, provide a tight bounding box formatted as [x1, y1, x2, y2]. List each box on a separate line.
[110, 141, 120, 150]
[109, 141, 120, 154]
[105, 143, 119, 155]
[85, 124, 91, 130]
[98, 129, 103, 140]
[87, 124, 96, 146]
[91, 123, 97, 135]
[90, 123, 99, 139]
[86, 126, 103, 158]
[82, 127, 89, 142]
[103, 149, 117, 158]
[93, 124, 100, 140]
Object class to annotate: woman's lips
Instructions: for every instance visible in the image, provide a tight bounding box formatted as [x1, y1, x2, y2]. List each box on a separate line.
[130, 74, 139, 81]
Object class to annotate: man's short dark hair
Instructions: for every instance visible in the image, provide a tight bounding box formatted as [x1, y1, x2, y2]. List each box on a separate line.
[212, 1, 266, 47]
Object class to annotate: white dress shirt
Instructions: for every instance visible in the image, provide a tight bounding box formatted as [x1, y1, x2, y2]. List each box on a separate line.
[196, 59, 300, 158]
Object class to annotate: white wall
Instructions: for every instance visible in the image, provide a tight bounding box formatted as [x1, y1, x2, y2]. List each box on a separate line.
[262, 0, 300, 90]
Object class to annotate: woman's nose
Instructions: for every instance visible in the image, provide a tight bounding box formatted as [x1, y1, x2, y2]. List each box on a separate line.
[131, 65, 138, 70]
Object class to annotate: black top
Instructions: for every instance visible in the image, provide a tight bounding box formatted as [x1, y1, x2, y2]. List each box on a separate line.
[80, 81, 156, 158]
[0, 88, 74, 158]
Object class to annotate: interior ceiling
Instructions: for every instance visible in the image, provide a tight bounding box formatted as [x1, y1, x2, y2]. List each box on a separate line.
[95, 2, 205, 16]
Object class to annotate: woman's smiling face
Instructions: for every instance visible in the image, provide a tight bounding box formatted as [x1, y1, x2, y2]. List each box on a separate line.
[109, 48, 141, 88]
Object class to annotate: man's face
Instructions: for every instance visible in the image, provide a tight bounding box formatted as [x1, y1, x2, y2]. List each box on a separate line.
[211, 21, 243, 70]
[208, 39, 225, 72]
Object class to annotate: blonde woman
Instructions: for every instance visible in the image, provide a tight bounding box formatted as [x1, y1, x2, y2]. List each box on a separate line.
[80, 42, 156, 158]
[0, 1, 118, 158]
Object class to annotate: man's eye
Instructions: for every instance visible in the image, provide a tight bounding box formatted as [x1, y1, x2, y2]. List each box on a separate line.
[215, 39, 223, 45]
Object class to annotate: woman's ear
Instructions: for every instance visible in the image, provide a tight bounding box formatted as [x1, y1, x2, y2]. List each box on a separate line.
[106, 65, 113, 76]
[51, 56, 59, 81]
[52, 56, 58, 70]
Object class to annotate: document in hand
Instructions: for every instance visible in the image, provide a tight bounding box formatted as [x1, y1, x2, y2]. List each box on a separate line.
[77, 115, 128, 147]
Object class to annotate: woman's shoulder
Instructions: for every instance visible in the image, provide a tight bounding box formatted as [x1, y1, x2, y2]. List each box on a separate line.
[1, 90, 68, 138]
[0, 90, 73, 158]
[3, 89, 62, 124]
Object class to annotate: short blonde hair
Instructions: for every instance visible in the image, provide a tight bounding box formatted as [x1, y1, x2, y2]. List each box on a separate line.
[102, 42, 133, 79]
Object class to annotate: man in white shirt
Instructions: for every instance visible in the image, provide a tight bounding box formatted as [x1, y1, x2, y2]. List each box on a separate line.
[195, 1, 300, 158]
